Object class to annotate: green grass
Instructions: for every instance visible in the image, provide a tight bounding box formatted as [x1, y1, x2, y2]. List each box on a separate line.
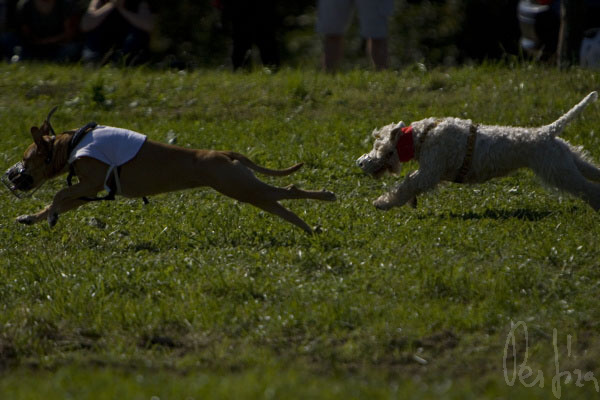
[1, 62, 600, 399]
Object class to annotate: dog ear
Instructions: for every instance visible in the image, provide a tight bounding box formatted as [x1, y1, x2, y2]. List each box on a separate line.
[31, 126, 44, 148]
[390, 121, 406, 141]
[31, 126, 53, 161]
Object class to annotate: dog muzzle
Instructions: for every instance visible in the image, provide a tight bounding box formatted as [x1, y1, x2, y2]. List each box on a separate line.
[2, 161, 36, 198]
[356, 153, 384, 175]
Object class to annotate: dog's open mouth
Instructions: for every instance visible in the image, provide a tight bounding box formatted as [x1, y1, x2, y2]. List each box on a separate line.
[358, 164, 388, 179]
[372, 166, 388, 179]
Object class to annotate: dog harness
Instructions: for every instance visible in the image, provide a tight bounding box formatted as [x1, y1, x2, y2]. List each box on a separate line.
[454, 124, 478, 183]
[66, 123, 148, 202]
[396, 121, 478, 183]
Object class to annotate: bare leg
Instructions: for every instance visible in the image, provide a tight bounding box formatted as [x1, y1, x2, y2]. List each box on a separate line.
[367, 38, 388, 70]
[323, 35, 344, 72]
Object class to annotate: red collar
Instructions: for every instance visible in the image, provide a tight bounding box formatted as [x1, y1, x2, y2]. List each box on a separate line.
[395, 126, 414, 162]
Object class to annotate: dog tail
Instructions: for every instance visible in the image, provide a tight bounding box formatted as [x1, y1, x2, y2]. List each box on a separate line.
[225, 152, 304, 176]
[544, 91, 598, 137]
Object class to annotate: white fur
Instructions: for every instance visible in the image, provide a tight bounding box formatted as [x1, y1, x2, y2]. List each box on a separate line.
[357, 91, 600, 210]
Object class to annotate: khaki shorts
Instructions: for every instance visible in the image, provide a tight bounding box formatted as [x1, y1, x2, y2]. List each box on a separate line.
[316, 0, 394, 39]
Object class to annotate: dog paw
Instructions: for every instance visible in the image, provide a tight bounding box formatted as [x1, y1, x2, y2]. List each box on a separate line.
[16, 215, 35, 225]
[47, 213, 58, 227]
[373, 197, 393, 210]
[322, 190, 336, 201]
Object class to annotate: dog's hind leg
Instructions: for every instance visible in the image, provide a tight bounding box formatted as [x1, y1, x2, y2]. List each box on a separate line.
[250, 184, 335, 232]
[230, 183, 333, 232]
[556, 175, 600, 210]
[555, 139, 600, 182]
[570, 149, 600, 182]
[251, 200, 314, 233]
[213, 174, 335, 204]
[532, 141, 600, 209]
[533, 161, 600, 210]
[234, 184, 333, 233]
[207, 164, 334, 232]
[574, 156, 600, 182]
[210, 161, 335, 203]
[274, 184, 336, 202]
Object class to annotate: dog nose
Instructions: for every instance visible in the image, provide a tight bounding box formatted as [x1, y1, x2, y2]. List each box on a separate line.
[356, 155, 366, 167]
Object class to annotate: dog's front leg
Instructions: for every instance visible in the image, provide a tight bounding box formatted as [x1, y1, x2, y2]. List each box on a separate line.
[17, 183, 100, 227]
[374, 166, 442, 210]
[373, 170, 422, 210]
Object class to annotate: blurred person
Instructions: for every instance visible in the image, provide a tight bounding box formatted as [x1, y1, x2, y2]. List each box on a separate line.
[0, 0, 80, 62]
[80, 0, 155, 65]
[316, 0, 394, 71]
[217, 0, 280, 70]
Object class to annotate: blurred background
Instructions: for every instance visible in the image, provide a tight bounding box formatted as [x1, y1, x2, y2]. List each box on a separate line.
[1, 0, 599, 69]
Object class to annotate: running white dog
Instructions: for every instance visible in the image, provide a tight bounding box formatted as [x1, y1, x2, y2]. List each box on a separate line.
[357, 91, 600, 210]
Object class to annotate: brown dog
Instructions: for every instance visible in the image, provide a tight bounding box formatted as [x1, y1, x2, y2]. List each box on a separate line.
[3, 109, 336, 233]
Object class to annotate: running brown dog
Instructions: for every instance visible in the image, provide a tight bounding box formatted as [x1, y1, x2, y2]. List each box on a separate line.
[3, 108, 336, 233]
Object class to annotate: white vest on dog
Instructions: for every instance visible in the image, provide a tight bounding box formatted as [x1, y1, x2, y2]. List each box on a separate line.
[68, 125, 147, 193]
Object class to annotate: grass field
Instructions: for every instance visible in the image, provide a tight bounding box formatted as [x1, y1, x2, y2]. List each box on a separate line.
[1, 63, 600, 399]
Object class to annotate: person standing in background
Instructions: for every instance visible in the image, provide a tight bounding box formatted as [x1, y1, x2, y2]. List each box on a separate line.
[217, 0, 280, 71]
[80, 0, 154, 65]
[1, 0, 81, 62]
[316, 0, 394, 72]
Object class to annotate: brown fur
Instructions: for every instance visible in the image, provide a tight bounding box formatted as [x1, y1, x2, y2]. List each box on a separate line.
[11, 123, 335, 233]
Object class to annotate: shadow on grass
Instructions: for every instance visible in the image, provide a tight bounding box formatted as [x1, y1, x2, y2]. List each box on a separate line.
[127, 241, 161, 253]
[447, 208, 555, 221]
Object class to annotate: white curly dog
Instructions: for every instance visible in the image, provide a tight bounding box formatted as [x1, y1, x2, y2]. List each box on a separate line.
[357, 91, 600, 211]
